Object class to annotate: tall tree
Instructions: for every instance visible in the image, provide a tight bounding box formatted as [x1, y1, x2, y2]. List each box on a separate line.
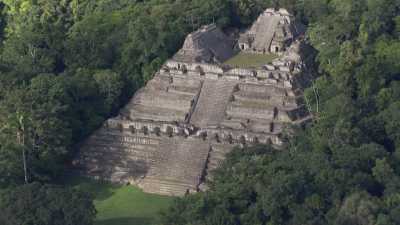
[1, 0, 74, 76]
[0, 75, 71, 185]
[0, 182, 96, 225]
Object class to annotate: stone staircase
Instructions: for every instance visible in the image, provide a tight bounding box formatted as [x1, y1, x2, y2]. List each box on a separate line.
[77, 127, 215, 196]
[253, 14, 280, 50]
[76, 128, 164, 183]
[205, 143, 235, 180]
[139, 137, 210, 196]
[190, 79, 237, 127]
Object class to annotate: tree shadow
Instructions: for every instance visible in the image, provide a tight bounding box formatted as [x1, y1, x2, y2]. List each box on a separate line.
[96, 217, 154, 225]
[62, 175, 116, 201]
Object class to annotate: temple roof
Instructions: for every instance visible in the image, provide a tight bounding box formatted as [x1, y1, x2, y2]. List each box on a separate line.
[173, 24, 236, 63]
[239, 8, 305, 50]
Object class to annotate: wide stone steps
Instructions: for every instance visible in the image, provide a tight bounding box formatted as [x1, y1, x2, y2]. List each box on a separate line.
[79, 151, 156, 166]
[136, 91, 193, 111]
[77, 131, 181, 184]
[140, 177, 195, 196]
[207, 161, 221, 171]
[138, 137, 210, 195]
[81, 135, 161, 158]
[145, 168, 202, 182]
[82, 142, 159, 153]
[167, 87, 197, 96]
[253, 14, 280, 50]
[89, 131, 162, 142]
[150, 142, 208, 182]
[82, 162, 145, 173]
[190, 80, 237, 127]
[79, 152, 158, 166]
[129, 104, 188, 122]
[205, 144, 234, 178]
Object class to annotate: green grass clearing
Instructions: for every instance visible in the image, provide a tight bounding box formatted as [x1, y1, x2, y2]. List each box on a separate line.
[65, 177, 175, 225]
[224, 52, 278, 68]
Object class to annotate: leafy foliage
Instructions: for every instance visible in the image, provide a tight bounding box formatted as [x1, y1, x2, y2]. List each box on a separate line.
[161, 0, 400, 224]
[0, 182, 96, 225]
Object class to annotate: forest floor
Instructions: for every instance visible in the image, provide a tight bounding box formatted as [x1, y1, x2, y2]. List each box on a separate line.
[223, 52, 278, 68]
[65, 177, 174, 225]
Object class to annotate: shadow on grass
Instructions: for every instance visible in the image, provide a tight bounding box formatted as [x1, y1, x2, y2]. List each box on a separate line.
[96, 217, 154, 225]
[62, 176, 117, 201]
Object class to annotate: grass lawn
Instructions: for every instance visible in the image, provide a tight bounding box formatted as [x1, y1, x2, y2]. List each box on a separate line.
[224, 52, 278, 68]
[65, 177, 175, 225]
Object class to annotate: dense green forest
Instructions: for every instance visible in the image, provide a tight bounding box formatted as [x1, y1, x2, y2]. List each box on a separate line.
[162, 1, 400, 225]
[0, 0, 399, 224]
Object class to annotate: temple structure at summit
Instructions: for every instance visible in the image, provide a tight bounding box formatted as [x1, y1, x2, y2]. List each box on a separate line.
[238, 8, 305, 54]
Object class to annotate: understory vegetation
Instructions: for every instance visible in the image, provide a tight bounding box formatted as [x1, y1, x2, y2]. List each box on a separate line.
[0, 0, 399, 225]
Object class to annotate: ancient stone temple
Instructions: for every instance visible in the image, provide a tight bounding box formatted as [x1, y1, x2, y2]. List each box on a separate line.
[173, 24, 236, 63]
[238, 8, 305, 54]
[74, 8, 311, 196]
